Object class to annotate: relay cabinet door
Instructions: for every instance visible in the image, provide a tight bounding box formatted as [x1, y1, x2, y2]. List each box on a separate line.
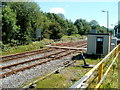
[96, 37, 103, 54]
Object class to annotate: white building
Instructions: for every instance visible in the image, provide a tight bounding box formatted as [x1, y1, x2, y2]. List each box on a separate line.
[87, 33, 110, 55]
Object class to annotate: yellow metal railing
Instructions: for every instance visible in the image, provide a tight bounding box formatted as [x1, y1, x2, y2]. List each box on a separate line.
[70, 44, 120, 88]
[95, 44, 120, 88]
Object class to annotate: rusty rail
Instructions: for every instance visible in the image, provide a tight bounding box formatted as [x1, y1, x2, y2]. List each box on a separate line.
[1, 40, 87, 63]
[1, 50, 66, 69]
[1, 48, 48, 59]
[1, 40, 87, 78]
[0, 50, 77, 78]
[1, 48, 54, 63]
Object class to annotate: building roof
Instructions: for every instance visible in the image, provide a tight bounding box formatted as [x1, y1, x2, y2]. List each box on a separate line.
[88, 33, 110, 35]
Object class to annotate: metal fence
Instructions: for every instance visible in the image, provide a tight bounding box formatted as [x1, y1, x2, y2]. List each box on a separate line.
[70, 44, 120, 88]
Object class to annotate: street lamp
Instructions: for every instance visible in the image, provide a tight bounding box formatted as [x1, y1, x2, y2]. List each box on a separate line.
[102, 10, 109, 32]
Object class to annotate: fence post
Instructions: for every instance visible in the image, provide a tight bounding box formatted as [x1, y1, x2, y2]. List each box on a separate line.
[98, 62, 103, 87]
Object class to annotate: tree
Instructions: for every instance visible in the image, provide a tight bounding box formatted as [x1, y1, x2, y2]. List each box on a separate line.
[9, 2, 43, 44]
[97, 26, 107, 33]
[90, 20, 99, 29]
[49, 22, 63, 39]
[67, 21, 78, 35]
[74, 19, 91, 35]
[2, 6, 20, 45]
[46, 13, 68, 35]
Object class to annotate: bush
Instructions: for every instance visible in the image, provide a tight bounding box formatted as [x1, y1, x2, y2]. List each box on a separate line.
[61, 34, 83, 42]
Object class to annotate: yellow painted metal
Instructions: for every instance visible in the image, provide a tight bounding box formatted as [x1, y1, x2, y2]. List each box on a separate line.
[69, 44, 120, 89]
[85, 44, 119, 88]
[97, 62, 103, 89]
[95, 52, 119, 88]
[85, 44, 120, 77]
[98, 63, 103, 82]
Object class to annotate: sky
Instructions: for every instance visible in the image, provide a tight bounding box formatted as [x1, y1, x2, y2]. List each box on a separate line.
[35, 1, 119, 29]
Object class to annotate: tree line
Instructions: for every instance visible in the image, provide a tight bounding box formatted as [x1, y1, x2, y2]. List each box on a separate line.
[2, 2, 108, 46]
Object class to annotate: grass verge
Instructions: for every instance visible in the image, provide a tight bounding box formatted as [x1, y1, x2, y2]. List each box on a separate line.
[23, 58, 100, 88]
[1, 35, 85, 56]
[1, 39, 54, 56]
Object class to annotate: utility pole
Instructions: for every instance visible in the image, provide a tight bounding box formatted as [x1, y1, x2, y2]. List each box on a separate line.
[102, 10, 109, 32]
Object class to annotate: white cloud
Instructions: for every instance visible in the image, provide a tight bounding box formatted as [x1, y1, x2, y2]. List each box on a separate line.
[48, 7, 65, 14]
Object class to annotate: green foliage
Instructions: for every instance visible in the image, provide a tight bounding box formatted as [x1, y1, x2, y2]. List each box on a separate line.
[48, 22, 63, 39]
[97, 26, 107, 33]
[2, 2, 109, 47]
[61, 34, 83, 42]
[67, 21, 78, 35]
[90, 20, 99, 29]
[46, 13, 68, 35]
[2, 5, 20, 45]
[9, 2, 42, 44]
[74, 19, 91, 35]
[2, 39, 54, 56]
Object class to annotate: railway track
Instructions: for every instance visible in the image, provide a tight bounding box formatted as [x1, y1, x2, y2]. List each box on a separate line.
[1, 40, 87, 78]
[1, 48, 48, 61]
[1, 40, 86, 62]
[1, 50, 77, 78]
[1, 41, 87, 66]
[1, 48, 55, 63]
[52, 40, 86, 47]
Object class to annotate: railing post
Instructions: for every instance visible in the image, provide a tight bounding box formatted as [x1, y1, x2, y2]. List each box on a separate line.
[114, 48, 117, 57]
[98, 62, 103, 88]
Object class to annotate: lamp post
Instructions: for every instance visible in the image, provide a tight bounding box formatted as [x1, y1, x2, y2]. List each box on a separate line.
[102, 10, 109, 33]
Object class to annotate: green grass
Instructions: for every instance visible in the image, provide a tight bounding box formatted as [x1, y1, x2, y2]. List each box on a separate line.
[23, 57, 118, 88]
[87, 58, 119, 88]
[61, 34, 85, 42]
[101, 60, 118, 88]
[33, 58, 99, 88]
[35, 74, 68, 88]
[1, 35, 86, 56]
[1, 39, 54, 56]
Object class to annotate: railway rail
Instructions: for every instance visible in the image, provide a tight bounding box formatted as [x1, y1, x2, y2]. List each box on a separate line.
[1, 50, 77, 78]
[1, 40, 86, 62]
[1, 40, 87, 78]
[1, 48, 48, 61]
[1, 48, 55, 63]
[1, 41, 86, 67]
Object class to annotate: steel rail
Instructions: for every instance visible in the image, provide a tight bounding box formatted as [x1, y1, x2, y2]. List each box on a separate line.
[1, 48, 55, 63]
[1, 48, 48, 59]
[0, 50, 77, 78]
[1, 41, 87, 64]
[1, 41, 87, 69]
[52, 40, 86, 46]
[1, 50, 67, 69]
[1, 40, 86, 63]
[1, 41, 87, 78]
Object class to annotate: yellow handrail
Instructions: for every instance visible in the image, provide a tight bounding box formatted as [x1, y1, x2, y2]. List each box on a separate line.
[70, 44, 120, 88]
[96, 52, 119, 88]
